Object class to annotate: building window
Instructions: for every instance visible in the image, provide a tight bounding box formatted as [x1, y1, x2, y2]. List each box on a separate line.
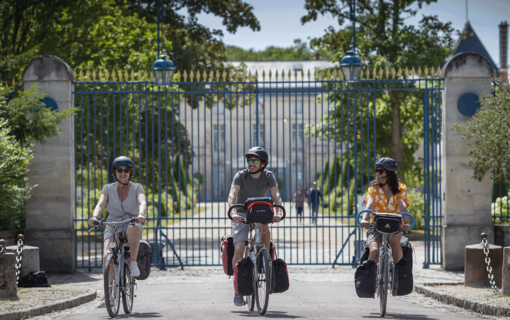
[293, 102, 303, 114]
[213, 124, 225, 151]
[292, 123, 304, 151]
[252, 124, 265, 148]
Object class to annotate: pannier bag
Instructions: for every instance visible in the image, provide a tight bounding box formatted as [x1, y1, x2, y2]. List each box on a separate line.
[18, 271, 51, 288]
[359, 241, 369, 264]
[234, 257, 254, 296]
[221, 235, 235, 276]
[245, 197, 274, 224]
[136, 240, 152, 280]
[374, 213, 402, 234]
[354, 260, 376, 298]
[271, 259, 290, 294]
[393, 237, 414, 296]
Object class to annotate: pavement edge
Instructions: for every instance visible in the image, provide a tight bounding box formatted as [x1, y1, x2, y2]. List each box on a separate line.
[415, 283, 510, 317]
[0, 288, 97, 320]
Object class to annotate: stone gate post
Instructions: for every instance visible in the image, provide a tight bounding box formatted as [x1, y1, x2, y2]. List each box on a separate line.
[441, 52, 494, 270]
[22, 55, 75, 272]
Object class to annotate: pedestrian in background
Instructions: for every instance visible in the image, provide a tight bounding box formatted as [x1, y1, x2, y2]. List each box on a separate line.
[309, 181, 323, 225]
[292, 187, 308, 224]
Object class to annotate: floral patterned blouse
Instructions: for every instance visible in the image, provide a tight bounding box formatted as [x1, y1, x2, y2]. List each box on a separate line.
[365, 183, 410, 222]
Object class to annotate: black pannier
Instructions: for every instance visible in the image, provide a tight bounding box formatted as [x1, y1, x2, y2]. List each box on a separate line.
[235, 257, 254, 296]
[354, 260, 376, 298]
[271, 259, 289, 294]
[374, 213, 402, 234]
[221, 235, 235, 276]
[18, 271, 51, 287]
[359, 241, 370, 264]
[135, 240, 152, 280]
[245, 197, 274, 224]
[393, 236, 414, 296]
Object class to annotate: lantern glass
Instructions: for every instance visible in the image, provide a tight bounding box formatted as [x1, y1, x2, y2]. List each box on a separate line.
[340, 50, 364, 82]
[151, 55, 176, 86]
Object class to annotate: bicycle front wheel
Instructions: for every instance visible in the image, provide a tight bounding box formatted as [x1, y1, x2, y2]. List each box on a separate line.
[104, 254, 121, 318]
[255, 249, 271, 315]
[122, 261, 134, 314]
[379, 255, 389, 317]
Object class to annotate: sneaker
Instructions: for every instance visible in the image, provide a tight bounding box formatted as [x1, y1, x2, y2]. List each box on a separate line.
[130, 261, 140, 277]
[233, 294, 245, 306]
[97, 297, 106, 308]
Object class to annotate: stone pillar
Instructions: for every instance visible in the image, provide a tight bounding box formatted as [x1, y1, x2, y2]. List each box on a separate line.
[22, 56, 75, 272]
[441, 52, 494, 270]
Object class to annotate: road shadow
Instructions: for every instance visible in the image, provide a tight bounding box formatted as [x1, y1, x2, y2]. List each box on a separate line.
[232, 310, 305, 318]
[363, 313, 438, 320]
[99, 312, 162, 318]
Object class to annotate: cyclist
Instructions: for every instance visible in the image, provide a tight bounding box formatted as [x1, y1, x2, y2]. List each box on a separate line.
[228, 146, 284, 306]
[360, 157, 411, 264]
[87, 156, 147, 308]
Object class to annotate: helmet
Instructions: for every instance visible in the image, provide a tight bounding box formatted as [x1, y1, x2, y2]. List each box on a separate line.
[375, 157, 398, 172]
[112, 156, 133, 169]
[245, 147, 268, 162]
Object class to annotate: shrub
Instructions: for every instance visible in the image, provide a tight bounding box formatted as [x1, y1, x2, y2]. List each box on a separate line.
[407, 188, 425, 230]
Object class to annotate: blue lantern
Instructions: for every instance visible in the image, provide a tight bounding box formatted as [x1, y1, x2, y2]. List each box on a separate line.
[340, 50, 364, 82]
[152, 55, 175, 86]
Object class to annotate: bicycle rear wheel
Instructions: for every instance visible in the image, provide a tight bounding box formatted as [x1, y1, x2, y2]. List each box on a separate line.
[122, 261, 134, 314]
[379, 254, 389, 317]
[104, 254, 120, 318]
[255, 249, 271, 315]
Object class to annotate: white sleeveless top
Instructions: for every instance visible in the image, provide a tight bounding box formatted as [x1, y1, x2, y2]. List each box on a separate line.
[101, 182, 144, 221]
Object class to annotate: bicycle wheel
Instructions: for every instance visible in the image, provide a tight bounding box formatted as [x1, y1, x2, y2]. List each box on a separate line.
[379, 254, 389, 317]
[255, 249, 271, 315]
[104, 254, 121, 318]
[122, 261, 134, 314]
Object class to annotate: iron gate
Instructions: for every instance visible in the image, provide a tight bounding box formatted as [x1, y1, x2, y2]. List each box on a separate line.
[73, 69, 443, 270]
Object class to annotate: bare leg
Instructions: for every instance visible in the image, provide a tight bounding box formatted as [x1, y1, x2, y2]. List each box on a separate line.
[102, 238, 115, 273]
[126, 225, 142, 262]
[259, 223, 271, 258]
[232, 241, 246, 289]
[388, 233, 403, 263]
[368, 241, 380, 263]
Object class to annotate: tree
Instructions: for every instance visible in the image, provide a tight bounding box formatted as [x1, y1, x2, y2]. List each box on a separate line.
[453, 80, 510, 183]
[226, 39, 334, 61]
[302, 0, 456, 171]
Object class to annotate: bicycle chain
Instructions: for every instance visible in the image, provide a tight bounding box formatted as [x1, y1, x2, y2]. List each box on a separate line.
[15, 235, 24, 284]
[481, 233, 500, 293]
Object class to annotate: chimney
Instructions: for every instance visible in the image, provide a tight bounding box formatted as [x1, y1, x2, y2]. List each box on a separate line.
[499, 21, 508, 82]
[315, 52, 320, 61]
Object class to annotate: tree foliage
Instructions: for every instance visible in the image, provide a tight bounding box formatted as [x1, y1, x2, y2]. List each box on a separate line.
[226, 39, 334, 61]
[453, 80, 510, 183]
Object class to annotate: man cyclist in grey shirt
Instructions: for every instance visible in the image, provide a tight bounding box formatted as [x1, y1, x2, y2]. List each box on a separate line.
[228, 147, 284, 306]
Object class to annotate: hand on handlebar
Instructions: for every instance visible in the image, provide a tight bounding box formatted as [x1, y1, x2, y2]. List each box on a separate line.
[361, 220, 370, 229]
[88, 218, 99, 226]
[273, 214, 282, 223]
[231, 214, 243, 223]
[137, 214, 145, 224]
[402, 224, 410, 232]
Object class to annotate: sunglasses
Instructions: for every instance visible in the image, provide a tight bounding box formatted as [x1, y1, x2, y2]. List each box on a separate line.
[247, 159, 261, 164]
[116, 168, 132, 173]
[375, 168, 386, 175]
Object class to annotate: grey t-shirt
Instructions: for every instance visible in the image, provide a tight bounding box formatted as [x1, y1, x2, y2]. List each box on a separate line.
[101, 182, 144, 221]
[232, 169, 278, 213]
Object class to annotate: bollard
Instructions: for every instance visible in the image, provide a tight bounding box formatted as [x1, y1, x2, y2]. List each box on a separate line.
[465, 234, 503, 288]
[502, 247, 510, 295]
[0, 239, 18, 299]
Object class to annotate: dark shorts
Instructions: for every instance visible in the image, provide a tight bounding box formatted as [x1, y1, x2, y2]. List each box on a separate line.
[296, 207, 304, 215]
[366, 228, 382, 244]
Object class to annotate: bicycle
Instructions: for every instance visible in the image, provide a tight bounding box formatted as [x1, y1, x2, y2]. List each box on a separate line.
[228, 200, 286, 316]
[89, 218, 139, 318]
[357, 209, 415, 317]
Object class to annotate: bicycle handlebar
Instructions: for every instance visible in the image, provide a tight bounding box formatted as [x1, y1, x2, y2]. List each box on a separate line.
[88, 218, 138, 233]
[227, 204, 286, 223]
[356, 209, 415, 230]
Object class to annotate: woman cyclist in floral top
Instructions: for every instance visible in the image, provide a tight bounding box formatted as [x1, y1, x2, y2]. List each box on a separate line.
[361, 157, 411, 264]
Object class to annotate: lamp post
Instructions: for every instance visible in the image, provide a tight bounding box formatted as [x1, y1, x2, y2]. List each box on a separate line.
[340, 0, 364, 82]
[152, 0, 176, 86]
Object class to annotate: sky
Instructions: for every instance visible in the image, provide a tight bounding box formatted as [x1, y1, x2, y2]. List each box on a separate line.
[188, 0, 510, 66]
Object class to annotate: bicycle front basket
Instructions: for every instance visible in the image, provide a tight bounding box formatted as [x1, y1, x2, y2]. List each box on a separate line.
[374, 213, 401, 234]
[245, 197, 274, 224]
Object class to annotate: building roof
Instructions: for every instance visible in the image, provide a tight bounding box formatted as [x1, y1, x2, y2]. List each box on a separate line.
[454, 21, 498, 75]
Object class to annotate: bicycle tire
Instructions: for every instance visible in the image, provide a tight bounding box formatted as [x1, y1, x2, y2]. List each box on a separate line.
[104, 254, 120, 318]
[255, 249, 270, 315]
[122, 261, 134, 314]
[379, 254, 388, 317]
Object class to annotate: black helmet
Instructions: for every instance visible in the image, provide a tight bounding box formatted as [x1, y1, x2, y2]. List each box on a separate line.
[375, 157, 398, 172]
[245, 147, 269, 162]
[112, 156, 133, 169]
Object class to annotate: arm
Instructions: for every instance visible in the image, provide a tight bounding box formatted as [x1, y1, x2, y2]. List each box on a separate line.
[361, 198, 374, 228]
[88, 193, 108, 225]
[399, 200, 410, 231]
[270, 186, 284, 222]
[137, 193, 147, 224]
[227, 184, 242, 222]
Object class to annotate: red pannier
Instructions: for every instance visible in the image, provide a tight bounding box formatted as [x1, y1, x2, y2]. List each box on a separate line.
[221, 235, 234, 276]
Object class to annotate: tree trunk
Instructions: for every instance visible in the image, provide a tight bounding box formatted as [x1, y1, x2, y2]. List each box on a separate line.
[388, 90, 403, 163]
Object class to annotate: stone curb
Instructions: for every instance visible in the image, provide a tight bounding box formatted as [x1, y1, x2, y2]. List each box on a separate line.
[0, 289, 96, 320]
[415, 283, 510, 317]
